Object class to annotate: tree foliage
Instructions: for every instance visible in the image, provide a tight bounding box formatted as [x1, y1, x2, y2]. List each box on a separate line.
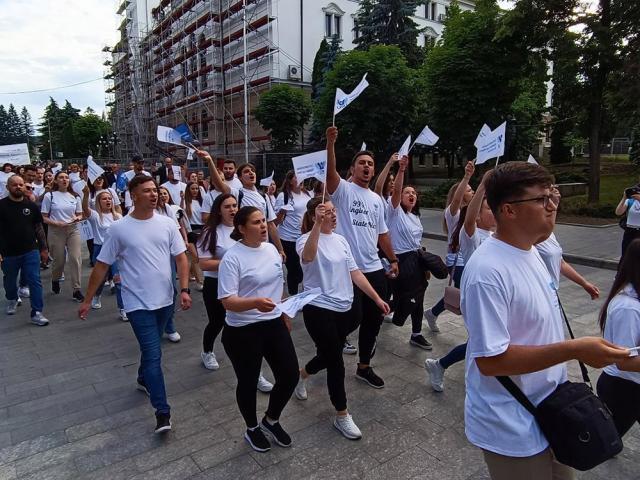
[309, 37, 343, 143]
[0, 104, 36, 149]
[254, 84, 312, 151]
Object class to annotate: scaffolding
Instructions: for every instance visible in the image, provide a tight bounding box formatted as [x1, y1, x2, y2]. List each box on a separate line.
[106, 0, 278, 163]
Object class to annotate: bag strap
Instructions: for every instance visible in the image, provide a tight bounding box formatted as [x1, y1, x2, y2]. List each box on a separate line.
[556, 292, 592, 387]
[496, 376, 537, 417]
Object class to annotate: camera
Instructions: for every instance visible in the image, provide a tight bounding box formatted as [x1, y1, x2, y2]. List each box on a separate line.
[625, 185, 640, 198]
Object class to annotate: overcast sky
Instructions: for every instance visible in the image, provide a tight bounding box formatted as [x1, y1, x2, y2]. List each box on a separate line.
[0, 0, 119, 128]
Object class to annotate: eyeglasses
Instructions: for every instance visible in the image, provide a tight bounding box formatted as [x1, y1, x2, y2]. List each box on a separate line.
[507, 195, 557, 209]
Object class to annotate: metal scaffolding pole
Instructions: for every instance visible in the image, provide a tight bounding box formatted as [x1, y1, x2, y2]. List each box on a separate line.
[242, 0, 249, 164]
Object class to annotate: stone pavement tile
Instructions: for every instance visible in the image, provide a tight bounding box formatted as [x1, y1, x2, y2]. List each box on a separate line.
[0, 432, 11, 449]
[130, 455, 201, 480]
[0, 463, 16, 480]
[363, 445, 441, 480]
[588, 447, 640, 479]
[188, 453, 262, 480]
[7, 384, 97, 416]
[74, 434, 158, 475]
[359, 420, 424, 464]
[250, 451, 321, 480]
[190, 437, 248, 471]
[80, 456, 140, 480]
[416, 426, 483, 478]
[0, 369, 45, 392]
[18, 459, 79, 480]
[0, 385, 52, 410]
[0, 430, 67, 466]
[306, 448, 380, 479]
[65, 403, 148, 442]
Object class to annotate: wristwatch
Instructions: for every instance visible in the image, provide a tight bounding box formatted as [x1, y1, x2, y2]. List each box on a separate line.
[180, 288, 191, 294]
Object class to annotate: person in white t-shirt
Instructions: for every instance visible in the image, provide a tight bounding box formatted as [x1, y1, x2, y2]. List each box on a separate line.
[41, 171, 85, 302]
[123, 157, 152, 212]
[161, 166, 187, 206]
[596, 239, 640, 438]
[218, 206, 299, 453]
[81, 185, 126, 320]
[78, 175, 192, 435]
[222, 159, 243, 190]
[274, 170, 312, 295]
[88, 175, 122, 214]
[462, 162, 628, 479]
[294, 197, 389, 440]
[182, 181, 205, 290]
[424, 160, 475, 332]
[325, 126, 399, 389]
[615, 184, 640, 262]
[425, 170, 495, 392]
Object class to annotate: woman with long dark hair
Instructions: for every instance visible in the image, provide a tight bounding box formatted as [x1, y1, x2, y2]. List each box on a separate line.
[197, 193, 237, 370]
[596, 238, 640, 437]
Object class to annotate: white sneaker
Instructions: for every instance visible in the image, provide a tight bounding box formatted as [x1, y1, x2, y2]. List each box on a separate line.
[294, 376, 307, 400]
[383, 313, 394, 323]
[5, 300, 18, 315]
[342, 341, 357, 355]
[18, 286, 30, 298]
[257, 373, 274, 393]
[195, 283, 204, 292]
[425, 358, 445, 392]
[30, 312, 49, 326]
[424, 309, 440, 333]
[119, 309, 129, 322]
[201, 351, 219, 370]
[91, 295, 102, 310]
[334, 414, 362, 440]
[16, 297, 22, 307]
[167, 331, 181, 342]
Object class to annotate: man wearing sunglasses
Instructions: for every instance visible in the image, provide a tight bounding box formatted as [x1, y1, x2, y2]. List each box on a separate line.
[460, 162, 628, 479]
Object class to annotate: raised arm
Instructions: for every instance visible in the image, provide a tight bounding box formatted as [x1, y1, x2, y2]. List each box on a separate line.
[326, 126, 340, 194]
[81, 184, 91, 218]
[463, 170, 490, 236]
[390, 156, 407, 208]
[375, 153, 399, 197]
[196, 150, 229, 195]
[449, 160, 475, 216]
[301, 204, 324, 263]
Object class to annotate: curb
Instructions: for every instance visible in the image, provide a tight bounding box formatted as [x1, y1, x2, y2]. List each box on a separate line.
[422, 232, 619, 271]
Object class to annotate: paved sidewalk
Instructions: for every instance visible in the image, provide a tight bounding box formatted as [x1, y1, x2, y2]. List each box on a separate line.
[0, 242, 637, 479]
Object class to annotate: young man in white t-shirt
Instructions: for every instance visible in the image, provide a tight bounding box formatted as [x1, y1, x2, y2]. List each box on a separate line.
[461, 162, 629, 479]
[78, 175, 192, 435]
[325, 126, 399, 389]
[160, 166, 187, 205]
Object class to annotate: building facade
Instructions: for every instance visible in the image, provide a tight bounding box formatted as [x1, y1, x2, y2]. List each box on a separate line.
[106, 0, 475, 162]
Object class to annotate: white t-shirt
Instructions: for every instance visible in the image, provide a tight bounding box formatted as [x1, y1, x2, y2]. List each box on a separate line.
[187, 200, 204, 226]
[41, 191, 82, 223]
[32, 182, 46, 199]
[459, 227, 492, 263]
[275, 191, 311, 242]
[235, 187, 276, 222]
[201, 189, 223, 219]
[296, 232, 358, 312]
[197, 224, 236, 279]
[444, 205, 464, 267]
[225, 176, 243, 190]
[161, 181, 187, 205]
[90, 188, 121, 210]
[97, 213, 186, 313]
[330, 179, 388, 273]
[217, 241, 284, 326]
[603, 284, 640, 384]
[87, 210, 118, 245]
[535, 233, 563, 288]
[461, 237, 567, 457]
[625, 199, 640, 228]
[123, 171, 152, 208]
[387, 203, 423, 254]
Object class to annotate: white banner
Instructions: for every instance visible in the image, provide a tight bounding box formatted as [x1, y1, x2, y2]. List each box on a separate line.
[292, 150, 327, 184]
[187, 148, 195, 160]
[0, 143, 30, 165]
[527, 154, 538, 164]
[474, 124, 492, 148]
[476, 122, 506, 165]
[87, 156, 105, 184]
[398, 135, 412, 158]
[79, 220, 94, 241]
[334, 73, 369, 116]
[72, 180, 86, 196]
[171, 165, 182, 182]
[274, 288, 322, 317]
[414, 125, 439, 146]
[361, 142, 367, 151]
[157, 126, 185, 147]
[260, 170, 274, 187]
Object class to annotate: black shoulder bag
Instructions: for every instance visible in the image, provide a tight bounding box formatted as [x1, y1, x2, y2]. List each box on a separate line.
[496, 296, 622, 471]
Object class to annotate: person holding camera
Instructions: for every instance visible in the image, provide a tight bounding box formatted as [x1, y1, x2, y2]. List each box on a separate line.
[615, 184, 640, 262]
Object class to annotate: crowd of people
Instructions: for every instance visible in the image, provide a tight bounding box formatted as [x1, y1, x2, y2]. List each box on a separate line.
[1, 128, 640, 479]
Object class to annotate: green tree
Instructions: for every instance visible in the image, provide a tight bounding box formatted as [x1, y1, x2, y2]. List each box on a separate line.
[72, 109, 111, 155]
[310, 37, 343, 143]
[354, 0, 426, 67]
[0, 105, 8, 145]
[315, 45, 420, 170]
[19, 107, 35, 151]
[6, 104, 22, 144]
[38, 97, 62, 160]
[630, 124, 640, 167]
[254, 84, 312, 151]
[59, 100, 81, 157]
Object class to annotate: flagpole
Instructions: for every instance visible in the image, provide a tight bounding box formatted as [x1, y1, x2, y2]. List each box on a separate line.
[321, 180, 326, 204]
[495, 156, 501, 167]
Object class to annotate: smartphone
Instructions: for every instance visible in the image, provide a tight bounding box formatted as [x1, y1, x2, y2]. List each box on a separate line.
[628, 346, 640, 357]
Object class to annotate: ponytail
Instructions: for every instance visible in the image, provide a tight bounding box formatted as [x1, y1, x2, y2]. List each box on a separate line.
[301, 197, 323, 234]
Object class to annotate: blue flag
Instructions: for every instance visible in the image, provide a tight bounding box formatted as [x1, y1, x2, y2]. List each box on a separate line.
[175, 123, 195, 143]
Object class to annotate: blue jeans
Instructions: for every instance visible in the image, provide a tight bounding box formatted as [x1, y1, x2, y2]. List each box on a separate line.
[2, 250, 44, 315]
[431, 265, 464, 317]
[92, 244, 124, 310]
[128, 304, 173, 415]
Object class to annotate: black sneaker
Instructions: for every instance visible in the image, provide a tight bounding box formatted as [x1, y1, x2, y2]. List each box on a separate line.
[410, 334, 433, 350]
[356, 366, 385, 389]
[260, 416, 292, 447]
[154, 412, 171, 434]
[51, 281, 60, 294]
[72, 290, 85, 303]
[245, 426, 271, 452]
[136, 378, 150, 396]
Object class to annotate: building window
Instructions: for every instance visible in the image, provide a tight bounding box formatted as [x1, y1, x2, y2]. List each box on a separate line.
[199, 52, 207, 69]
[323, 3, 345, 39]
[200, 74, 208, 90]
[424, 2, 430, 19]
[201, 109, 209, 139]
[325, 13, 332, 37]
[353, 19, 360, 40]
[431, 2, 437, 21]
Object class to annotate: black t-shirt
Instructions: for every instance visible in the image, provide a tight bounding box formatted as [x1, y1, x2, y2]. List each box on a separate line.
[0, 197, 43, 257]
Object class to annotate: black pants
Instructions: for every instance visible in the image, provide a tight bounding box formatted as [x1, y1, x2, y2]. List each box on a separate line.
[222, 317, 299, 428]
[390, 251, 428, 334]
[202, 277, 225, 353]
[620, 228, 640, 265]
[597, 371, 640, 437]
[350, 269, 387, 365]
[86, 238, 94, 265]
[303, 304, 350, 411]
[282, 240, 303, 295]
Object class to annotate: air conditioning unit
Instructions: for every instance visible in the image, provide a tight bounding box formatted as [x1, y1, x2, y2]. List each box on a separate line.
[288, 64, 301, 81]
[438, 13, 446, 22]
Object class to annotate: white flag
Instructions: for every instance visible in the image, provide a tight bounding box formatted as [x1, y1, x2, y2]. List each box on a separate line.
[474, 124, 492, 148]
[157, 126, 186, 147]
[187, 148, 195, 160]
[414, 125, 439, 146]
[51, 162, 63, 175]
[72, 180, 86, 196]
[87, 156, 105, 184]
[398, 135, 412, 158]
[292, 150, 327, 184]
[361, 142, 367, 151]
[476, 122, 506, 165]
[527, 154, 538, 164]
[0, 143, 30, 165]
[334, 73, 369, 116]
[260, 170, 275, 187]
